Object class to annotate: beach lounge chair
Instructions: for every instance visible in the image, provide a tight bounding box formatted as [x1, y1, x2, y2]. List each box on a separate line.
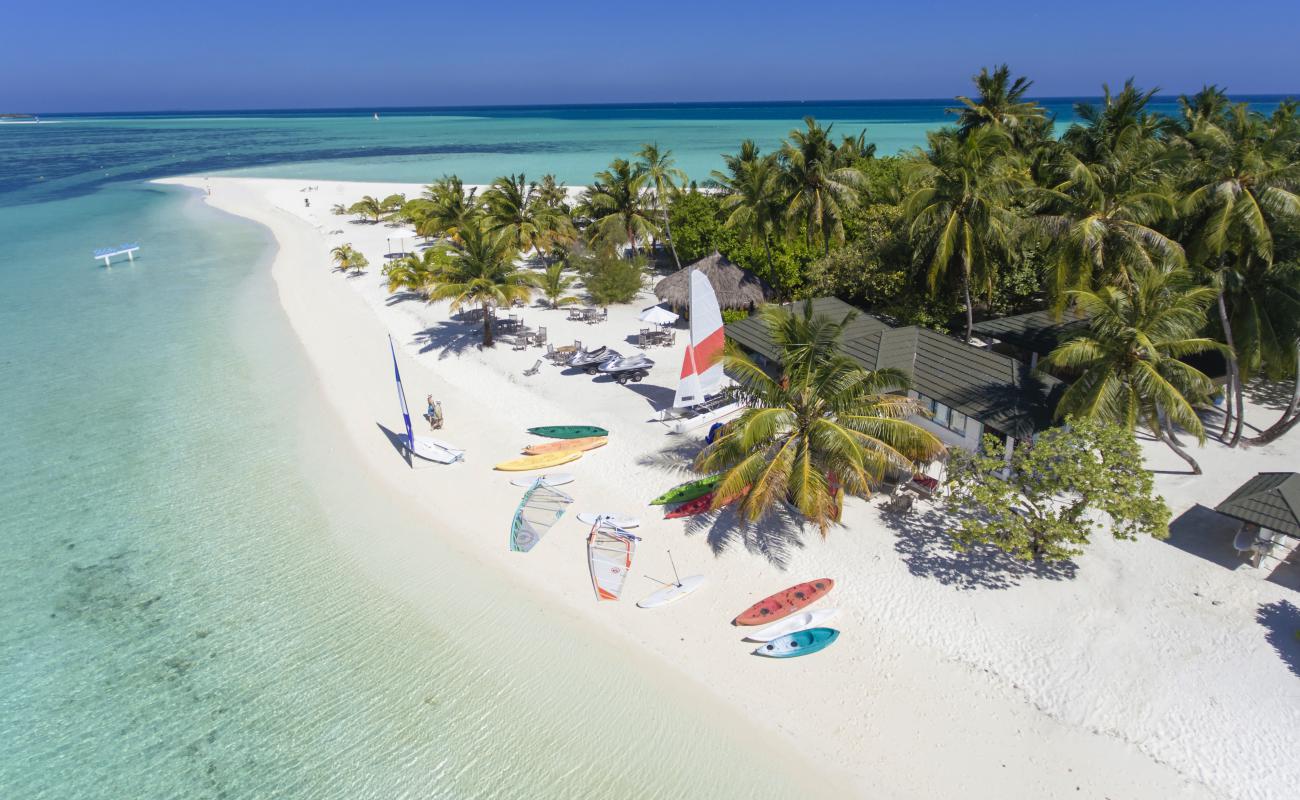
[638, 328, 650, 348]
[523, 359, 542, 377]
[884, 493, 914, 515]
[534, 327, 547, 347]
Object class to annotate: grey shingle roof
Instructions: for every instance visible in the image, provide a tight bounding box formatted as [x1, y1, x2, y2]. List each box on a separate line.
[1214, 472, 1300, 537]
[970, 308, 1090, 352]
[726, 298, 1064, 439]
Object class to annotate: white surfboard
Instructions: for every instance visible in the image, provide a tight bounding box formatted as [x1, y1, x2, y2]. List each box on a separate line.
[510, 472, 575, 488]
[636, 575, 706, 609]
[413, 437, 462, 464]
[577, 512, 641, 529]
[744, 608, 840, 642]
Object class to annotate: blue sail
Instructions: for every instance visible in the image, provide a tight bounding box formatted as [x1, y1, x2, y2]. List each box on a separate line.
[388, 336, 416, 451]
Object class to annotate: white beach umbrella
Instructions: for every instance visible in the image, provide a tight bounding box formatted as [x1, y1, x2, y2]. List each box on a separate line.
[638, 305, 680, 326]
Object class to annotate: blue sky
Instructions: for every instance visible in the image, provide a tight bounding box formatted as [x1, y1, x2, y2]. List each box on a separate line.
[4, 0, 1298, 112]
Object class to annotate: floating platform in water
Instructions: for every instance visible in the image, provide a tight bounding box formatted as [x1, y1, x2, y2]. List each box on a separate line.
[93, 244, 140, 266]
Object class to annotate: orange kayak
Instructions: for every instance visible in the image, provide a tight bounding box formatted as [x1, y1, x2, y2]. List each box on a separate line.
[733, 578, 835, 626]
[522, 436, 608, 456]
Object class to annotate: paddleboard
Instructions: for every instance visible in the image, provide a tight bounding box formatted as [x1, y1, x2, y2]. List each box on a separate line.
[733, 578, 834, 626]
[494, 451, 582, 471]
[510, 473, 575, 488]
[636, 575, 705, 608]
[577, 512, 641, 529]
[744, 608, 840, 642]
[523, 436, 607, 456]
[527, 425, 609, 440]
[752, 627, 840, 658]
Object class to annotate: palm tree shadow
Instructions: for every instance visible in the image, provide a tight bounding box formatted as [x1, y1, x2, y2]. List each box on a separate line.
[413, 320, 482, 359]
[680, 504, 807, 570]
[636, 440, 704, 474]
[1256, 600, 1300, 678]
[879, 503, 1077, 589]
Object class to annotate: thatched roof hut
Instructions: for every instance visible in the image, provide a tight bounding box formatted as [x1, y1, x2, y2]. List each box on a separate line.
[653, 252, 774, 311]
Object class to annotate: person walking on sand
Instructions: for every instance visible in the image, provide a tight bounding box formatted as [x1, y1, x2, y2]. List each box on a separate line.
[425, 395, 443, 430]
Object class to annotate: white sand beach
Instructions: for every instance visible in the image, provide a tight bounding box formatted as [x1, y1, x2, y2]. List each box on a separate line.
[160, 176, 1300, 800]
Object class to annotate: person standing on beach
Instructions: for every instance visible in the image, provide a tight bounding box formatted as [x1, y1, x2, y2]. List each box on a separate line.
[425, 395, 443, 430]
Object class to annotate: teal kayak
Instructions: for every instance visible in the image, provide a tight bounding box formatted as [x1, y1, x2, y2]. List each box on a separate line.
[527, 425, 609, 440]
[752, 627, 840, 658]
[650, 474, 722, 505]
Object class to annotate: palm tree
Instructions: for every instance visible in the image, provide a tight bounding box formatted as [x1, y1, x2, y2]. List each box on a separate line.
[538, 262, 580, 308]
[582, 158, 659, 257]
[1180, 102, 1300, 444]
[379, 194, 406, 222]
[903, 126, 1022, 340]
[330, 244, 356, 272]
[427, 220, 535, 347]
[417, 176, 480, 240]
[384, 248, 446, 297]
[949, 64, 1048, 147]
[712, 153, 784, 276]
[347, 195, 384, 223]
[636, 143, 688, 268]
[1041, 265, 1227, 473]
[694, 302, 944, 535]
[482, 174, 546, 254]
[779, 117, 866, 253]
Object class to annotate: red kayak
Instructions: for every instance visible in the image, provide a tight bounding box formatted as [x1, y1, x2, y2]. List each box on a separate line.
[663, 487, 748, 520]
[733, 578, 835, 626]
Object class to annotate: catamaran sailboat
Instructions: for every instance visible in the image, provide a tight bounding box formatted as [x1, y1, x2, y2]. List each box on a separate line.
[659, 270, 741, 433]
[388, 336, 464, 464]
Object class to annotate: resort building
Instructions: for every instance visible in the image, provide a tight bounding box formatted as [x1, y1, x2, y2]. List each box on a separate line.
[725, 297, 1065, 454]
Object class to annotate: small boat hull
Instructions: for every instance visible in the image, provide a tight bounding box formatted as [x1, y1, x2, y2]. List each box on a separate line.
[412, 438, 461, 464]
[636, 575, 705, 608]
[650, 474, 722, 505]
[494, 451, 582, 471]
[752, 627, 839, 658]
[733, 578, 835, 626]
[577, 512, 641, 529]
[527, 425, 609, 440]
[523, 436, 607, 455]
[745, 608, 840, 642]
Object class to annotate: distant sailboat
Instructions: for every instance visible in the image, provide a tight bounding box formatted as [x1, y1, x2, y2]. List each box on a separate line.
[663, 270, 740, 432]
[388, 336, 463, 464]
[373, 112, 380, 121]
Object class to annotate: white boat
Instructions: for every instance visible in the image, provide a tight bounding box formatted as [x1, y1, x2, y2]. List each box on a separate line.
[388, 336, 463, 464]
[672, 269, 726, 409]
[636, 575, 705, 608]
[577, 512, 641, 529]
[510, 472, 575, 488]
[743, 608, 840, 642]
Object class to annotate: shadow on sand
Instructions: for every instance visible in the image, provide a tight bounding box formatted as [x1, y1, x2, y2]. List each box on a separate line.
[376, 423, 412, 466]
[1164, 504, 1245, 569]
[878, 503, 1077, 590]
[680, 504, 809, 570]
[1256, 600, 1300, 678]
[412, 320, 483, 359]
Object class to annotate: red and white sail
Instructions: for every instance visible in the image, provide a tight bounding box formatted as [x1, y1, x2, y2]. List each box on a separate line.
[672, 270, 725, 408]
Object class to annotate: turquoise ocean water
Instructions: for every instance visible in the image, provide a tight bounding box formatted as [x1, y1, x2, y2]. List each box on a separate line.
[0, 98, 1288, 798]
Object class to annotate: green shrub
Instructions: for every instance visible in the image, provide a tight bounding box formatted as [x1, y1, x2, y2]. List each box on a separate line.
[573, 250, 646, 305]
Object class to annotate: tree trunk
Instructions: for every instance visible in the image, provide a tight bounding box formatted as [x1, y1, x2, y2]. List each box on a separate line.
[962, 272, 974, 343]
[1249, 347, 1300, 445]
[627, 224, 637, 259]
[482, 305, 494, 348]
[1216, 290, 1245, 447]
[661, 206, 681, 269]
[1157, 426, 1202, 474]
[1219, 373, 1235, 441]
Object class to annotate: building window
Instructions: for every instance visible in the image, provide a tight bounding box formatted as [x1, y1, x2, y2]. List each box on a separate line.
[911, 391, 968, 436]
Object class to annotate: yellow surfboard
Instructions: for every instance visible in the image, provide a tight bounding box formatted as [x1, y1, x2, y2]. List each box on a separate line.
[494, 451, 583, 471]
[522, 436, 607, 456]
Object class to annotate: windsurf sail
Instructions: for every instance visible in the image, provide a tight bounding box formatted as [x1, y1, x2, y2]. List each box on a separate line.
[587, 522, 639, 601]
[389, 335, 462, 464]
[672, 269, 726, 409]
[510, 479, 574, 552]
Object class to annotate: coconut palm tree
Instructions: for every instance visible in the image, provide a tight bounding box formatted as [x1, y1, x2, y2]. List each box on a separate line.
[538, 262, 580, 308]
[903, 126, 1022, 340]
[482, 174, 548, 255]
[330, 244, 356, 272]
[1041, 265, 1227, 473]
[417, 176, 480, 240]
[949, 64, 1048, 147]
[384, 247, 447, 297]
[779, 117, 866, 253]
[582, 158, 659, 257]
[694, 302, 944, 535]
[1180, 103, 1300, 444]
[347, 195, 384, 223]
[636, 143, 688, 268]
[712, 153, 784, 276]
[427, 220, 536, 347]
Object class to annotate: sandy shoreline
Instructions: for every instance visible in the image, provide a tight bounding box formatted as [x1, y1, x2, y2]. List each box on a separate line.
[159, 175, 1300, 800]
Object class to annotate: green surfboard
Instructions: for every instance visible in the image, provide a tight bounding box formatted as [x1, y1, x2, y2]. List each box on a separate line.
[650, 474, 723, 505]
[527, 425, 609, 440]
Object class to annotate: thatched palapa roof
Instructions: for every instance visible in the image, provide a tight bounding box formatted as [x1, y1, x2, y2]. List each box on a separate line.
[653, 252, 773, 310]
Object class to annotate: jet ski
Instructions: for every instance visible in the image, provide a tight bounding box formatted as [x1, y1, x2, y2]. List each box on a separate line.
[599, 353, 655, 384]
[569, 346, 622, 374]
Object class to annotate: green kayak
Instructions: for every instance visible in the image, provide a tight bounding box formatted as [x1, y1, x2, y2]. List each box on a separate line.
[527, 425, 609, 440]
[650, 474, 723, 505]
